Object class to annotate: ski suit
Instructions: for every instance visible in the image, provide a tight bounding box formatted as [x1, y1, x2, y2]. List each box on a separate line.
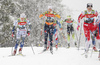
[12, 18, 31, 50]
[48, 20, 61, 47]
[39, 11, 60, 48]
[64, 18, 76, 43]
[78, 10, 98, 51]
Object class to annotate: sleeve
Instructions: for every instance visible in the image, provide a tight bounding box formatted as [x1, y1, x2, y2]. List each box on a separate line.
[53, 11, 61, 18]
[13, 20, 18, 26]
[96, 14, 100, 23]
[39, 11, 47, 18]
[60, 20, 62, 23]
[63, 19, 66, 22]
[56, 20, 61, 28]
[78, 11, 85, 23]
[78, 14, 82, 24]
[12, 20, 18, 32]
[94, 10, 98, 17]
[72, 19, 77, 24]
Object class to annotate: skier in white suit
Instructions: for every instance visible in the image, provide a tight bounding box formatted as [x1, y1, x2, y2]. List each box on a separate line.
[12, 13, 31, 55]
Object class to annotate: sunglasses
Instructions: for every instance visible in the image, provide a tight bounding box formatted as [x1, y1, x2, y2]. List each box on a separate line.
[87, 5, 93, 8]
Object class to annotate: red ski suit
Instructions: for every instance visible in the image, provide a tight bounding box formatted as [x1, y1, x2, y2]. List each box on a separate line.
[78, 10, 98, 41]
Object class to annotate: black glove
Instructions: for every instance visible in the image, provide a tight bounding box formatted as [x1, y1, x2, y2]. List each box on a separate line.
[27, 31, 30, 36]
[94, 30, 98, 37]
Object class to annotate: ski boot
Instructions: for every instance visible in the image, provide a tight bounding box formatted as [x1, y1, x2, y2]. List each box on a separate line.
[56, 45, 58, 50]
[67, 43, 70, 48]
[50, 46, 53, 54]
[47, 46, 49, 50]
[85, 51, 88, 58]
[39, 45, 47, 54]
[43, 44, 47, 52]
[12, 50, 17, 56]
[93, 46, 98, 52]
[74, 42, 77, 47]
[19, 48, 22, 54]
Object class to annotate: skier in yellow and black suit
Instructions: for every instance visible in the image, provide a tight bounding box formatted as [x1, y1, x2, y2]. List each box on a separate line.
[63, 15, 77, 48]
[39, 6, 60, 54]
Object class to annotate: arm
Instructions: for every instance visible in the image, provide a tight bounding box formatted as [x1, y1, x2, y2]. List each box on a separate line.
[12, 20, 18, 37]
[12, 20, 18, 32]
[77, 14, 83, 30]
[56, 20, 61, 28]
[27, 20, 32, 36]
[53, 11, 61, 18]
[78, 14, 82, 24]
[39, 11, 47, 18]
[94, 10, 98, 17]
[71, 19, 77, 24]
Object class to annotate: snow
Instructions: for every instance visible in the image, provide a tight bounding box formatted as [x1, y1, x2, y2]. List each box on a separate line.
[0, 47, 100, 65]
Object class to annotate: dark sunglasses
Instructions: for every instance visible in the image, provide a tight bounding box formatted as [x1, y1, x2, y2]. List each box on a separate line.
[87, 5, 93, 8]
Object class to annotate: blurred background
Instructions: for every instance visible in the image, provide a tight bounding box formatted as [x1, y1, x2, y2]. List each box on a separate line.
[0, 0, 99, 48]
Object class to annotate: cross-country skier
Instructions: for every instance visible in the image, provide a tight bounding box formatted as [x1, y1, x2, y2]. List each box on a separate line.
[77, 3, 98, 58]
[39, 6, 60, 54]
[63, 15, 77, 48]
[12, 13, 31, 55]
[47, 20, 62, 50]
[94, 14, 100, 59]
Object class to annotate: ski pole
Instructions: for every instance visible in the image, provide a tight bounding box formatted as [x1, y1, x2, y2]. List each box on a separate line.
[11, 35, 15, 55]
[78, 22, 82, 50]
[11, 37, 14, 55]
[74, 29, 78, 44]
[39, 17, 45, 46]
[90, 30, 96, 57]
[41, 17, 45, 35]
[61, 31, 68, 47]
[90, 46, 93, 57]
[30, 43, 35, 55]
[26, 35, 35, 55]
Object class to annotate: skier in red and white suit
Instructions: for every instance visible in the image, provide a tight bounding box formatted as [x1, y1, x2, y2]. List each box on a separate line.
[77, 3, 98, 57]
[94, 14, 100, 59]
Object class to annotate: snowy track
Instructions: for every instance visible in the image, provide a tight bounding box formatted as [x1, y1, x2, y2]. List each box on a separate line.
[0, 47, 100, 65]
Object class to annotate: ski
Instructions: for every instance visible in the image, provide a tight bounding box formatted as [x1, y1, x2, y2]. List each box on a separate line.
[3, 54, 26, 58]
[81, 53, 85, 55]
[2, 55, 15, 58]
[93, 50, 99, 52]
[38, 50, 46, 54]
[17, 54, 26, 57]
[38, 50, 53, 54]
[50, 51, 53, 54]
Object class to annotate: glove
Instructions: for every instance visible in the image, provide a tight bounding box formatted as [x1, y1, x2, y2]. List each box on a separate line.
[12, 31, 15, 37]
[93, 30, 98, 37]
[12, 26, 15, 37]
[77, 25, 80, 31]
[27, 31, 30, 36]
[60, 28, 63, 30]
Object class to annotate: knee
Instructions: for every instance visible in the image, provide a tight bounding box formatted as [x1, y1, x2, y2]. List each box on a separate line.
[16, 39, 20, 44]
[22, 37, 25, 42]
